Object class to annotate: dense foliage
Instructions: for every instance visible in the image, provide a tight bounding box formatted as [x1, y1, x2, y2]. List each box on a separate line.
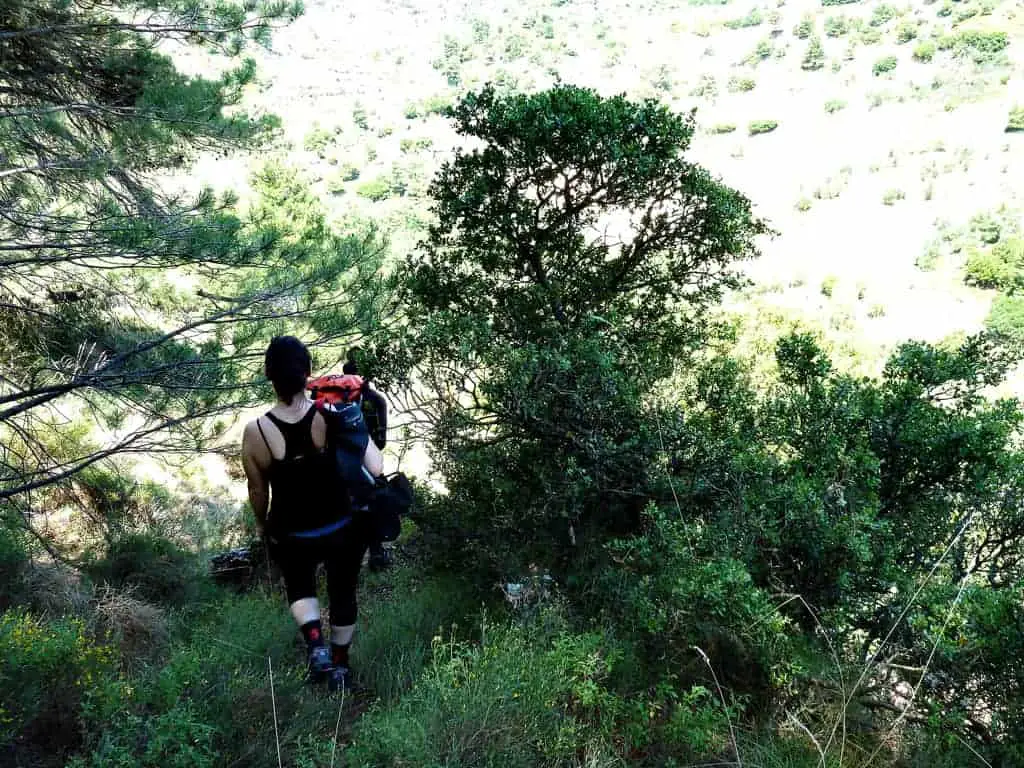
[2, 0, 1024, 764]
[0, 0, 388, 557]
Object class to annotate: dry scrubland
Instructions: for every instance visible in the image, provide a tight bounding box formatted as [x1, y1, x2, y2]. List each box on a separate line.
[176, 0, 1024, 377]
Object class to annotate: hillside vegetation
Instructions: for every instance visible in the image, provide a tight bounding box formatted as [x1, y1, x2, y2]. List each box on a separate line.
[2, 0, 1024, 766]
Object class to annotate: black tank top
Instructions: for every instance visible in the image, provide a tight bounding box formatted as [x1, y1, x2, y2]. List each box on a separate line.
[261, 407, 351, 536]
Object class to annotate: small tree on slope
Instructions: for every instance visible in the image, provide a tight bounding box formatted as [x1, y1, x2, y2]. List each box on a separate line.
[380, 84, 766, 577]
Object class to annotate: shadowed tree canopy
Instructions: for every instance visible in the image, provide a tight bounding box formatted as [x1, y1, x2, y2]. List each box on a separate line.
[0, 0, 388, 551]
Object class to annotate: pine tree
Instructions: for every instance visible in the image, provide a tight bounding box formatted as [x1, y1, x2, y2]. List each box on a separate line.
[0, 0, 388, 549]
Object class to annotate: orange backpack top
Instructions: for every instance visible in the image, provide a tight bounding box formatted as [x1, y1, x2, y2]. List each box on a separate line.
[308, 374, 365, 407]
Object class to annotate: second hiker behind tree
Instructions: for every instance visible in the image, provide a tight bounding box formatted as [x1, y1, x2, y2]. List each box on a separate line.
[241, 336, 383, 692]
[341, 350, 393, 571]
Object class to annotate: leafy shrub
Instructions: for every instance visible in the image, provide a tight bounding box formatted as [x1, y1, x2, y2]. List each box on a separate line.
[357, 177, 392, 201]
[87, 533, 205, 607]
[352, 103, 369, 130]
[340, 163, 360, 181]
[689, 73, 718, 98]
[1007, 105, 1024, 133]
[882, 187, 905, 204]
[825, 98, 847, 113]
[868, 303, 886, 318]
[403, 102, 420, 119]
[987, 294, 1024, 341]
[870, 3, 899, 26]
[802, 36, 826, 70]
[74, 592, 300, 768]
[873, 55, 899, 74]
[69, 703, 217, 768]
[821, 275, 838, 296]
[913, 39, 937, 61]
[796, 197, 812, 211]
[748, 119, 778, 135]
[794, 13, 815, 38]
[709, 122, 737, 134]
[824, 15, 850, 36]
[302, 124, 335, 154]
[896, 20, 918, 42]
[964, 239, 1024, 291]
[860, 26, 883, 44]
[0, 611, 119, 763]
[602, 507, 791, 698]
[747, 38, 774, 64]
[725, 8, 763, 29]
[0, 526, 28, 608]
[951, 29, 1009, 61]
[400, 137, 433, 153]
[727, 75, 756, 92]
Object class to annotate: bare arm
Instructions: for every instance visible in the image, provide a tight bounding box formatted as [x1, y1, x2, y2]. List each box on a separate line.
[363, 438, 384, 477]
[241, 421, 271, 535]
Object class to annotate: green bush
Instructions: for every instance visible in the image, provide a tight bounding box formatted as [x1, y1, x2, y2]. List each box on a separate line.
[725, 8, 763, 29]
[0, 526, 28, 608]
[605, 507, 790, 683]
[882, 187, 905, 204]
[747, 38, 774, 64]
[748, 119, 779, 135]
[302, 124, 335, 154]
[340, 163, 360, 181]
[69, 704, 217, 768]
[400, 137, 434, 153]
[87, 533, 205, 607]
[1007, 105, 1024, 132]
[870, 3, 899, 27]
[824, 15, 850, 36]
[0, 610, 119, 763]
[352, 103, 370, 130]
[727, 75, 756, 92]
[860, 26, 883, 44]
[357, 177, 392, 202]
[873, 55, 899, 74]
[802, 36, 826, 70]
[825, 98, 847, 113]
[896, 20, 918, 42]
[403, 101, 420, 119]
[964, 239, 1024, 291]
[952, 29, 1009, 61]
[821, 275, 838, 296]
[796, 197, 812, 211]
[987, 294, 1024, 342]
[913, 39, 937, 61]
[708, 122, 737, 134]
[794, 13, 815, 39]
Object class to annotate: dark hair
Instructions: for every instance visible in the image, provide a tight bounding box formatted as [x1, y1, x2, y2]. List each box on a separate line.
[264, 336, 311, 401]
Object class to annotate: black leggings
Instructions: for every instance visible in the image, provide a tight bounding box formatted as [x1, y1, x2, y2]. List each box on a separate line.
[269, 522, 368, 626]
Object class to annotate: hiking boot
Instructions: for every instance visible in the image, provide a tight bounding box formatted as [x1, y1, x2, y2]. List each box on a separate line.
[308, 646, 333, 683]
[327, 664, 354, 693]
[368, 547, 392, 572]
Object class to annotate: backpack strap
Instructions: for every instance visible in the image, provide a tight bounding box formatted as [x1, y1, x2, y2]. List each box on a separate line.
[255, 417, 272, 454]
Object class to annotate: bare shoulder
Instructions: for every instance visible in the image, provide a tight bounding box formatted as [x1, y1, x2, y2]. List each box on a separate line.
[241, 418, 270, 464]
[241, 417, 262, 448]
